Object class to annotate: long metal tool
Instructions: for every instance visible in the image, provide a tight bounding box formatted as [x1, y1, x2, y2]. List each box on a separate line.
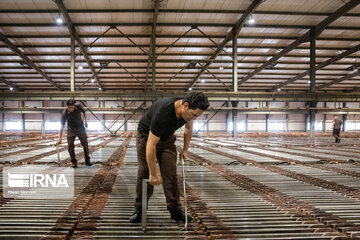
[181, 158, 188, 230]
[86, 127, 93, 159]
[142, 179, 149, 231]
[56, 144, 60, 166]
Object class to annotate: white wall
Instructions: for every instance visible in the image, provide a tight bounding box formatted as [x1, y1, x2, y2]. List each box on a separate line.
[2, 100, 360, 133]
[288, 114, 306, 131]
[248, 115, 266, 132]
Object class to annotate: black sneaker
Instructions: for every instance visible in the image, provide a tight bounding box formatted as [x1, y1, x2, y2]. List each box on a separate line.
[71, 160, 78, 168]
[129, 207, 142, 223]
[85, 159, 93, 166]
[170, 210, 192, 223]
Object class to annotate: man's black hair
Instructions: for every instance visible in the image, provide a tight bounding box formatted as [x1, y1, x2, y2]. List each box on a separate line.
[67, 99, 76, 106]
[182, 92, 209, 111]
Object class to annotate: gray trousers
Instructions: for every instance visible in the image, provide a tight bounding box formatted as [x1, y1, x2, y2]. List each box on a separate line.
[333, 128, 341, 143]
[67, 128, 90, 163]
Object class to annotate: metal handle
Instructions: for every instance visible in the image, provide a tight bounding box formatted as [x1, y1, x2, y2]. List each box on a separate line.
[56, 144, 60, 165]
[181, 159, 188, 230]
[142, 179, 149, 231]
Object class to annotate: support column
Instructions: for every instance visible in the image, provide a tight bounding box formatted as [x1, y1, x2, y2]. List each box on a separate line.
[342, 102, 347, 132]
[103, 100, 106, 132]
[309, 27, 316, 93]
[323, 102, 327, 132]
[232, 27, 238, 92]
[309, 27, 316, 142]
[22, 114, 25, 133]
[124, 101, 128, 132]
[285, 102, 289, 132]
[225, 101, 229, 132]
[265, 102, 269, 132]
[70, 26, 75, 92]
[1, 112, 4, 132]
[42, 100, 46, 139]
[21, 101, 25, 132]
[245, 101, 248, 132]
[309, 101, 316, 141]
[1, 101, 4, 132]
[231, 101, 238, 139]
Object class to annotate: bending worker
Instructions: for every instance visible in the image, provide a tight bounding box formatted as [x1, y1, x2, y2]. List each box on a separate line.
[57, 100, 92, 168]
[130, 92, 209, 223]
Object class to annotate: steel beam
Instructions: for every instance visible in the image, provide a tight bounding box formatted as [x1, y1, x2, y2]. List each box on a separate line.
[273, 43, 360, 91]
[238, 0, 359, 86]
[2, 52, 360, 59]
[309, 28, 316, 93]
[116, 63, 145, 88]
[2, 35, 360, 43]
[148, 0, 160, 92]
[0, 65, 354, 71]
[3, 106, 360, 115]
[2, 91, 360, 102]
[2, 58, 357, 65]
[2, 22, 360, 31]
[1, 9, 360, 17]
[0, 33, 61, 90]
[53, 0, 103, 89]
[316, 70, 360, 90]
[186, 0, 263, 89]
[0, 77, 20, 91]
[232, 28, 238, 92]
[2, 42, 357, 50]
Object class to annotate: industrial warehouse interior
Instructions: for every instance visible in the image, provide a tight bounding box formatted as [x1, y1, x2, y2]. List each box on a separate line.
[1, 0, 360, 239]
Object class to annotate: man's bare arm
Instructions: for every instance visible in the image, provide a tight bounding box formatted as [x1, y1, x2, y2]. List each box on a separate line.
[83, 112, 88, 128]
[180, 120, 193, 161]
[146, 131, 162, 185]
[57, 125, 64, 145]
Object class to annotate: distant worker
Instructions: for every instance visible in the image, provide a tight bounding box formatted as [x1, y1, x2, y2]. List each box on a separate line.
[332, 115, 343, 143]
[129, 92, 209, 223]
[57, 100, 92, 168]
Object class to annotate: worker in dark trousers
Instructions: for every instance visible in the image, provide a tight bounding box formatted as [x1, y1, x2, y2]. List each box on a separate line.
[129, 92, 209, 223]
[332, 115, 343, 143]
[57, 100, 92, 168]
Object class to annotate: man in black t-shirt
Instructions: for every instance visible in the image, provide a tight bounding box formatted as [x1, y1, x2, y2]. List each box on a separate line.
[57, 100, 92, 168]
[130, 92, 209, 223]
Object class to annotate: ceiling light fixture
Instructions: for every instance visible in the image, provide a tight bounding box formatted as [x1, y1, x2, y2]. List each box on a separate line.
[266, 63, 277, 69]
[186, 62, 197, 69]
[56, 13, 63, 24]
[100, 62, 108, 68]
[248, 15, 255, 24]
[20, 62, 31, 69]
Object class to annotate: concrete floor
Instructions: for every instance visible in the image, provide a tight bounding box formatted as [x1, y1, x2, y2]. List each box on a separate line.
[0, 134, 360, 239]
